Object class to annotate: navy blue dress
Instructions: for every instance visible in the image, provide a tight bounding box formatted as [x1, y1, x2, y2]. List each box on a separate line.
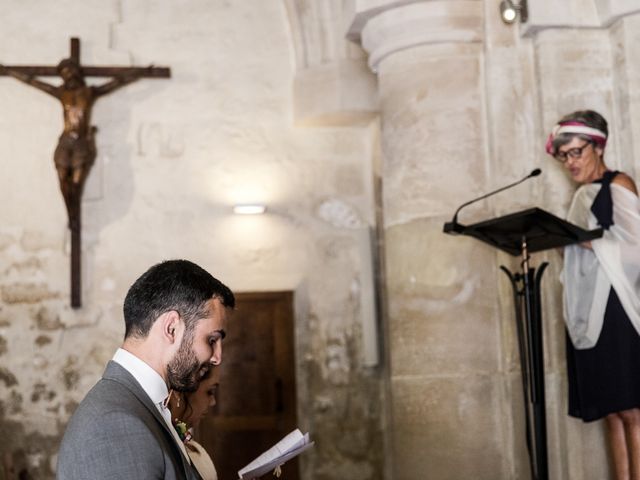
[566, 171, 640, 421]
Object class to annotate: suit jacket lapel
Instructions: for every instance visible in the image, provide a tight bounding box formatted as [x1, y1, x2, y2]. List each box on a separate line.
[103, 361, 196, 479]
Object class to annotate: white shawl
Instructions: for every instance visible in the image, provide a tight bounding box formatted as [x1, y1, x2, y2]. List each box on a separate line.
[562, 183, 640, 349]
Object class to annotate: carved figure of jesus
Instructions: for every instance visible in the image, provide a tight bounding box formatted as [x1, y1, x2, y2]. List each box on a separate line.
[1, 58, 150, 226]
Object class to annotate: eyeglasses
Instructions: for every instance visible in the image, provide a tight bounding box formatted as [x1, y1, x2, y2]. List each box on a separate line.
[554, 142, 592, 163]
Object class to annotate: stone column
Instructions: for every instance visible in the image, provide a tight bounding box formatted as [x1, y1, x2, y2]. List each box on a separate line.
[348, 2, 513, 478]
[610, 13, 640, 181]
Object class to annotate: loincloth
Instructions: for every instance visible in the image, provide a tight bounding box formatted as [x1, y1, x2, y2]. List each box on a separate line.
[54, 131, 97, 169]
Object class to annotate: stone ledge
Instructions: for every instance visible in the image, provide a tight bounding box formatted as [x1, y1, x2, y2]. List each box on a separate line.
[520, 0, 640, 37]
[346, 1, 483, 72]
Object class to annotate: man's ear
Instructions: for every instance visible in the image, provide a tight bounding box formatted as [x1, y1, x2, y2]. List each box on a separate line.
[160, 310, 181, 344]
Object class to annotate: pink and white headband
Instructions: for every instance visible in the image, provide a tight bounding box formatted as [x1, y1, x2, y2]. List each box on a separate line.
[545, 121, 607, 155]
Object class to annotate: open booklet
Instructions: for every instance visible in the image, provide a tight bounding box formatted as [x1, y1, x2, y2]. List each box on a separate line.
[237, 429, 314, 479]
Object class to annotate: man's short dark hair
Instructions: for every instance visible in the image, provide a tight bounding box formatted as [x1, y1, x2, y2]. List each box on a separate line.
[123, 259, 235, 339]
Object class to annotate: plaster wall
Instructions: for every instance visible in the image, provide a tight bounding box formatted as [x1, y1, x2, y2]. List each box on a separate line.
[0, 1, 384, 478]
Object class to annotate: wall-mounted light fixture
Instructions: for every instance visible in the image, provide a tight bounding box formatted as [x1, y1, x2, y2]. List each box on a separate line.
[233, 204, 267, 215]
[499, 0, 528, 24]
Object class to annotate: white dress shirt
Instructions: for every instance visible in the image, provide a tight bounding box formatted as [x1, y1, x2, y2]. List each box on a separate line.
[112, 348, 190, 461]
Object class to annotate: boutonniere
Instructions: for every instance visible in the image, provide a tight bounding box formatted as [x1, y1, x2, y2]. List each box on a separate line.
[173, 419, 193, 444]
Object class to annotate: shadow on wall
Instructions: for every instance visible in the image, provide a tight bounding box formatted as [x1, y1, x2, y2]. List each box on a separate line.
[0, 417, 61, 480]
[2, 449, 32, 480]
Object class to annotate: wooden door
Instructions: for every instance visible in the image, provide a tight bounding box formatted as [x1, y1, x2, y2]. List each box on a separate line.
[197, 291, 299, 480]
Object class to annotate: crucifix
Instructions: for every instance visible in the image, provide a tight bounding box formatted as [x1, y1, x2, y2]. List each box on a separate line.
[0, 37, 170, 308]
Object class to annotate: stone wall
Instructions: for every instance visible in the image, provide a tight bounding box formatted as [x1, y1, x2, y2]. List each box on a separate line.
[0, 1, 384, 478]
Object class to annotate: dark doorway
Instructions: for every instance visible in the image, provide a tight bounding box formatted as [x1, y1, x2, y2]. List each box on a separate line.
[197, 291, 299, 480]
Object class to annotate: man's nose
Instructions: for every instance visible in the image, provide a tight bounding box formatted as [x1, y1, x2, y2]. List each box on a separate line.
[210, 341, 222, 365]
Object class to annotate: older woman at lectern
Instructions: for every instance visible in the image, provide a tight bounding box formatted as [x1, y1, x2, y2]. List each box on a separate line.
[547, 109, 640, 480]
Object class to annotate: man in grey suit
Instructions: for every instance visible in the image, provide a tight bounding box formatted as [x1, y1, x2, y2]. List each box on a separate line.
[57, 259, 235, 479]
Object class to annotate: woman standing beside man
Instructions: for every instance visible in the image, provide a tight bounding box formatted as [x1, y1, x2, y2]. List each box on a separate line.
[548, 110, 640, 479]
[168, 367, 221, 480]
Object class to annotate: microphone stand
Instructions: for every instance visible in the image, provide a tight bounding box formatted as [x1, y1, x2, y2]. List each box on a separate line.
[443, 169, 541, 234]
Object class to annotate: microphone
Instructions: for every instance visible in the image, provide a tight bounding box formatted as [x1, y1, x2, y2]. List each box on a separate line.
[443, 168, 542, 234]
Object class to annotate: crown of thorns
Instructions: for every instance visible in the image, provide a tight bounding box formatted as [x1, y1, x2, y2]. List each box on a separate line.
[57, 58, 80, 72]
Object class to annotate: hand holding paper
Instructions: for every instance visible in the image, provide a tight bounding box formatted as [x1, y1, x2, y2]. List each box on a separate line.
[237, 429, 314, 479]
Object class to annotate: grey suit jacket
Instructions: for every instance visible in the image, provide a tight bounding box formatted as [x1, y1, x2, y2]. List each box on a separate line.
[57, 361, 199, 480]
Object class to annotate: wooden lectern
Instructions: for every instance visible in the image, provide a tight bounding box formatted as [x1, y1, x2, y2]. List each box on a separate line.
[444, 207, 602, 480]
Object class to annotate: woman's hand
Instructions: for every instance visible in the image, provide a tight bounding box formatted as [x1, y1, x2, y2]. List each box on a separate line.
[580, 241, 593, 250]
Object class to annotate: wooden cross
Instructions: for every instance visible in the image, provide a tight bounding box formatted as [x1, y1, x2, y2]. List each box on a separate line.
[0, 37, 170, 308]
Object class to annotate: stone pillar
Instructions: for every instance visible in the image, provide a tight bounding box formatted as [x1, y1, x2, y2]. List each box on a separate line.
[348, 2, 513, 478]
[610, 13, 640, 180]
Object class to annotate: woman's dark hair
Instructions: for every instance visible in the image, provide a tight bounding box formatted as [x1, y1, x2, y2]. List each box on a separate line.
[123, 259, 235, 339]
[181, 366, 215, 424]
[552, 109, 608, 152]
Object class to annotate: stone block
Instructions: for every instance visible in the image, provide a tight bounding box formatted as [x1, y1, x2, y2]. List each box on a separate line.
[294, 59, 378, 126]
[391, 375, 506, 480]
[386, 217, 501, 376]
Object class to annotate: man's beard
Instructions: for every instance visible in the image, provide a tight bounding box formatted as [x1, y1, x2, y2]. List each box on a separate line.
[166, 334, 206, 393]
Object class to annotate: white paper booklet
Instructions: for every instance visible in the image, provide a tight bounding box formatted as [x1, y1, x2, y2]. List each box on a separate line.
[237, 429, 314, 479]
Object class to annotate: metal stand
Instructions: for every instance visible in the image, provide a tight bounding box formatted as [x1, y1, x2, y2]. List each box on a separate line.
[501, 237, 549, 480]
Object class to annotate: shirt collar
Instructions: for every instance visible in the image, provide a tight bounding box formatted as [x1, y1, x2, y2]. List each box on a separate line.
[112, 348, 168, 406]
